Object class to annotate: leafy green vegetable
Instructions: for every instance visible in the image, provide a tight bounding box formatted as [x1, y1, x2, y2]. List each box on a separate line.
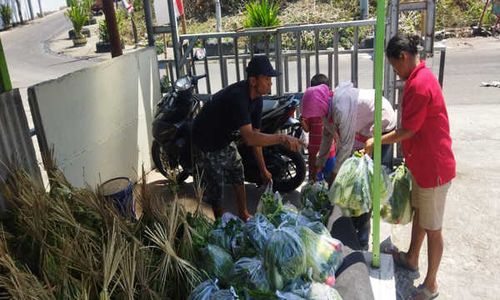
[264, 227, 307, 290]
[381, 164, 413, 225]
[244, 213, 275, 254]
[201, 244, 234, 284]
[330, 154, 393, 217]
[298, 227, 343, 285]
[232, 257, 271, 293]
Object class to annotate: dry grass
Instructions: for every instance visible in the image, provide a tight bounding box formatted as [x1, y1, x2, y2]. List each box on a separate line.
[0, 161, 212, 299]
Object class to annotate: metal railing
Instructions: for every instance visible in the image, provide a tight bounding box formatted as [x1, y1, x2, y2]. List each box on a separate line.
[160, 19, 378, 96]
[157, 19, 446, 100]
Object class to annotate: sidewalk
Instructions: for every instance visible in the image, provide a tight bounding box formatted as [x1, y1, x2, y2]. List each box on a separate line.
[47, 14, 143, 62]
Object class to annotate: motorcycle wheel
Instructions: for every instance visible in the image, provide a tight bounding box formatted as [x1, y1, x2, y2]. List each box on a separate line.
[272, 146, 306, 193]
[151, 141, 189, 183]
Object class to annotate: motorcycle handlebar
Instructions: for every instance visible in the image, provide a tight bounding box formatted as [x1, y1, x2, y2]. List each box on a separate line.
[191, 74, 207, 85]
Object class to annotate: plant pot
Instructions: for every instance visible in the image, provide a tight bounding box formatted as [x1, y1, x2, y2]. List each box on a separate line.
[205, 39, 235, 56]
[251, 40, 275, 54]
[95, 41, 125, 53]
[73, 36, 87, 47]
[85, 17, 97, 26]
[69, 27, 91, 39]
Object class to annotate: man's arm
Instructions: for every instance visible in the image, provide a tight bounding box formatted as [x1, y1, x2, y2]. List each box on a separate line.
[239, 124, 302, 151]
[252, 129, 272, 183]
[364, 128, 415, 155]
[316, 116, 335, 169]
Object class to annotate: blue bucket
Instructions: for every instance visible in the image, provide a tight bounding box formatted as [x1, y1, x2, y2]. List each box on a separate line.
[100, 177, 135, 218]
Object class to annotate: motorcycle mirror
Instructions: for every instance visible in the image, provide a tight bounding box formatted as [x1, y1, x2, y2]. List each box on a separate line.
[194, 48, 206, 61]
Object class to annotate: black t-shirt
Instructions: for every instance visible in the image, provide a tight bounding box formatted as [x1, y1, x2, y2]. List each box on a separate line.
[193, 80, 263, 152]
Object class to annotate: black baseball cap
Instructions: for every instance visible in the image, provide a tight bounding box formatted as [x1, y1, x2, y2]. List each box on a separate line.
[246, 55, 281, 77]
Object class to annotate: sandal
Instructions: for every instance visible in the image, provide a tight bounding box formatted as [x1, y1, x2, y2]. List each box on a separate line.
[393, 251, 420, 275]
[411, 284, 439, 300]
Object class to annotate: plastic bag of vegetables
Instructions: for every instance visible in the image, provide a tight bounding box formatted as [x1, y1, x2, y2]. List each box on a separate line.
[257, 184, 283, 217]
[278, 279, 343, 300]
[270, 203, 311, 227]
[330, 153, 392, 217]
[264, 226, 307, 290]
[381, 164, 413, 225]
[308, 282, 343, 300]
[209, 213, 255, 259]
[298, 226, 343, 286]
[201, 244, 234, 284]
[209, 287, 239, 300]
[244, 213, 275, 254]
[232, 257, 271, 293]
[300, 180, 333, 223]
[188, 279, 220, 300]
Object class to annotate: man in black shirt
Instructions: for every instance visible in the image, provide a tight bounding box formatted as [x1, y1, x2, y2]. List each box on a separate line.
[193, 55, 302, 220]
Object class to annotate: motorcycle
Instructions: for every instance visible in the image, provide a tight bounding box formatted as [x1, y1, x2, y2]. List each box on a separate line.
[151, 74, 306, 193]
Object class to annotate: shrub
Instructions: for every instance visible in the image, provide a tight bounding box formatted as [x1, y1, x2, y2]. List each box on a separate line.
[98, 9, 126, 43]
[65, 0, 90, 38]
[0, 4, 12, 27]
[244, 0, 280, 28]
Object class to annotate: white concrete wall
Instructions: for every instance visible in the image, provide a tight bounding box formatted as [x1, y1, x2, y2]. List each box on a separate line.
[29, 48, 160, 188]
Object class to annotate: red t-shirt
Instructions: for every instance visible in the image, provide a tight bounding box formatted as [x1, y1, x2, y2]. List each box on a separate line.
[401, 62, 456, 188]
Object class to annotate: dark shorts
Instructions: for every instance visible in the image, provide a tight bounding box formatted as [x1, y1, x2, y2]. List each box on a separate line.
[200, 142, 245, 205]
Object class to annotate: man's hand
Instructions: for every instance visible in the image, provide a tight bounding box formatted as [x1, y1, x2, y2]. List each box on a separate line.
[281, 135, 303, 152]
[261, 168, 273, 184]
[300, 117, 309, 132]
[364, 137, 374, 156]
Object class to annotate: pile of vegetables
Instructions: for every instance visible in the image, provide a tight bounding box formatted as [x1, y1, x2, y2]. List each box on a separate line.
[189, 189, 344, 300]
[330, 153, 393, 217]
[300, 180, 333, 224]
[381, 164, 413, 225]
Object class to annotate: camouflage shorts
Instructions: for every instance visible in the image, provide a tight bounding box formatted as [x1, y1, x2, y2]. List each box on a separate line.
[200, 142, 244, 205]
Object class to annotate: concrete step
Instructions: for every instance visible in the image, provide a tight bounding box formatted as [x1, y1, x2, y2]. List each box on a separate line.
[364, 252, 397, 300]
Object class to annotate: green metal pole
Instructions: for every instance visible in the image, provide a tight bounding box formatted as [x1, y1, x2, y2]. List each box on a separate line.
[372, 0, 386, 268]
[0, 37, 12, 93]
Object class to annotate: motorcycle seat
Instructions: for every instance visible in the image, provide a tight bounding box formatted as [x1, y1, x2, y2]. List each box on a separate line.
[262, 99, 279, 113]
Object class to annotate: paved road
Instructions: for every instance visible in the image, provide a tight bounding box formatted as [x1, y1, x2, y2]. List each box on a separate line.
[1, 10, 97, 91]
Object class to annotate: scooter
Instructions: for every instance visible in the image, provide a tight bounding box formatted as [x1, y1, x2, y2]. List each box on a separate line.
[151, 74, 305, 193]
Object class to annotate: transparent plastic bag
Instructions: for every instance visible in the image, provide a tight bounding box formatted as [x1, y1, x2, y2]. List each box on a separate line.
[244, 213, 275, 254]
[209, 287, 239, 300]
[202, 244, 234, 284]
[298, 226, 343, 286]
[264, 226, 307, 290]
[188, 279, 220, 300]
[330, 154, 393, 217]
[381, 164, 413, 225]
[257, 183, 283, 218]
[232, 257, 271, 293]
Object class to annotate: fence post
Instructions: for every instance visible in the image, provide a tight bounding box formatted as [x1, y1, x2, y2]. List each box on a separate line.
[275, 32, 284, 96]
[371, 0, 386, 269]
[0, 38, 12, 93]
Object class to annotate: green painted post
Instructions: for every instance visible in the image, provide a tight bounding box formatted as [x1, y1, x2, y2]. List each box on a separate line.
[372, 0, 386, 268]
[0, 37, 12, 93]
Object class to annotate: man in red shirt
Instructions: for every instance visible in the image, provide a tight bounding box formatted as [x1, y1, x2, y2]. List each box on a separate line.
[365, 35, 455, 300]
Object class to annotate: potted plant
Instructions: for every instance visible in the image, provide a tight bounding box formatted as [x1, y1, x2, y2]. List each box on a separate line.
[96, 9, 126, 53]
[65, 0, 89, 47]
[0, 4, 12, 30]
[243, 0, 280, 53]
